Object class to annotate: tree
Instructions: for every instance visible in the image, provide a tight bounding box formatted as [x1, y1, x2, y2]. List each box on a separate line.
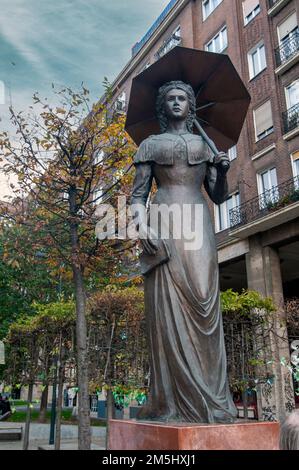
[4, 300, 75, 449]
[0, 225, 74, 343]
[82, 286, 147, 449]
[0, 84, 136, 449]
[4, 288, 146, 449]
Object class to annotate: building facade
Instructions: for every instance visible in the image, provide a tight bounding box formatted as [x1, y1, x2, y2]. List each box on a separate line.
[108, 0, 299, 419]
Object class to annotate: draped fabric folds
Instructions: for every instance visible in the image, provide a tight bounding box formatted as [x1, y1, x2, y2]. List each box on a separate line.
[131, 133, 237, 423]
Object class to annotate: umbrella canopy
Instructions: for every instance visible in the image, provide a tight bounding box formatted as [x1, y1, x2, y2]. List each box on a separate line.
[125, 46, 251, 152]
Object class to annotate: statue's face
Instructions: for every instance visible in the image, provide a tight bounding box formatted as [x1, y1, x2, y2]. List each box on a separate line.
[164, 88, 189, 122]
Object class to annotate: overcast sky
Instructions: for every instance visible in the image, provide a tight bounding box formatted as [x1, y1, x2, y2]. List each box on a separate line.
[0, 0, 169, 131]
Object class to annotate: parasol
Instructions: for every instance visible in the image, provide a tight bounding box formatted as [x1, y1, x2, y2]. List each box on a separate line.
[125, 46, 251, 155]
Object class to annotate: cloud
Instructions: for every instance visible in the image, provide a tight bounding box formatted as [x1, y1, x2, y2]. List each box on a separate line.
[0, 0, 170, 122]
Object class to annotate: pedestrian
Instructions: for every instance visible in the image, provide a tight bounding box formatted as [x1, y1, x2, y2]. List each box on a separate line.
[2, 397, 11, 414]
[280, 410, 299, 450]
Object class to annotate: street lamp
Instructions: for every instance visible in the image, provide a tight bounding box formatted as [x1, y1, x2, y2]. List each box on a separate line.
[49, 355, 58, 445]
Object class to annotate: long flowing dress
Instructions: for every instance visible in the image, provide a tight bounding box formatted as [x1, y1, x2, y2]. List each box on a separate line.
[131, 132, 237, 423]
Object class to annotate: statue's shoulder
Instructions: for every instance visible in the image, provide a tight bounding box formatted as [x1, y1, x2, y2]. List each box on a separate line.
[182, 133, 203, 143]
[134, 134, 172, 164]
[140, 133, 176, 145]
[149, 133, 176, 141]
[133, 136, 153, 163]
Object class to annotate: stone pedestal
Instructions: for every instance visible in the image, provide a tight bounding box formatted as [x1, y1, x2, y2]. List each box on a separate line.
[108, 419, 279, 450]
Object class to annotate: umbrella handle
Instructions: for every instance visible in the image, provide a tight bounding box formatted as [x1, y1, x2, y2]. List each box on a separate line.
[193, 119, 230, 169]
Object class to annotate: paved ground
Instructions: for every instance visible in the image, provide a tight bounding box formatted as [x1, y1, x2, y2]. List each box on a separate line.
[0, 439, 105, 450]
[0, 422, 106, 450]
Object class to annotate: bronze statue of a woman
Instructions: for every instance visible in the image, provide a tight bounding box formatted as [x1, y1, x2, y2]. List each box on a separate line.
[131, 80, 237, 424]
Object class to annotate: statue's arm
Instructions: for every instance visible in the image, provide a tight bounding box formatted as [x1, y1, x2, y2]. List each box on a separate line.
[131, 162, 157, 255]
[204, 148, 230, 205]
[131, 162, 153, 212]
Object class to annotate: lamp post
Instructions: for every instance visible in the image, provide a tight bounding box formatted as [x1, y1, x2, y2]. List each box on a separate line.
[35, 252, 63, 445]
[49, 355, 58, 445]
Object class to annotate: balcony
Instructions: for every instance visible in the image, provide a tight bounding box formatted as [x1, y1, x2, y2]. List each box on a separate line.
[229, 176, 299, 238]
[267, 0, 292, 16]
[275, 31, 299, 70]
[283, 103, 299, 135]
[154, 32, 181, 61]
[114, 99, 126, 114]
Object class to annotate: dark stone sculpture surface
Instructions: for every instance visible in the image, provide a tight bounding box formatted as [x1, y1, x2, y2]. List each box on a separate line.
[131, 81, 237, 423]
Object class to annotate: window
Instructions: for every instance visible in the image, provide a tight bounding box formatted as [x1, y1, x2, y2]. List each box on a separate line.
[94, 150, 104, 165]
[114, 91, 126, 112]
[228, 145, 237, 161]
[291, 151, 299, 188]
[205, 26, 228, 53]
[248, 42, 266, 79]
[285, 80, 299, 109]
[94, 187, 103, 205]
[203, 0, 223, 20]
[139, 61, 151, 74]
[155, 26, 181, 59]
[242, 1, 260, 26]
[277, 13, 299, 63]
[258, 168, 279, 208]
[215, 192, 240, 232]
[278, 12, 298, 44]
[253, 100, 273, 141]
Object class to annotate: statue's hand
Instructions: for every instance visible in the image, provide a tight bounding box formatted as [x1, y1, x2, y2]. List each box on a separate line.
[214, 152, 230, 176]
[139, 223, 158, 256]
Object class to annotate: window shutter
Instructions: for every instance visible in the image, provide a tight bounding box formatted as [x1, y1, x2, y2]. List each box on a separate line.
[254, 101, 273, 136]
[242, 0, 259, 18]
[292, 151, 299, 161]
[278, 13, 297, 41]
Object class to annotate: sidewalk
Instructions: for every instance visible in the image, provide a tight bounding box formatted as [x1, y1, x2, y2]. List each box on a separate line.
[0, 422, 106, 450]
[0, 439, 105, 450]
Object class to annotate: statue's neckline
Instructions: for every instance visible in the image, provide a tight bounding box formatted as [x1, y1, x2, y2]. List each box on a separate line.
[164, 131, 191, 136]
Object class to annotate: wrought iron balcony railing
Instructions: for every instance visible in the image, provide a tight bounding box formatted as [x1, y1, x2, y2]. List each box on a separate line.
[229, 176, 299, 229]
[282, 103, 299, 134]
[268, 0, 280, 7]
[275, 30, 299, 67]
[114, 100, 126, 112]
[154, 33, 181, 61]
[268, 0, 290, 9]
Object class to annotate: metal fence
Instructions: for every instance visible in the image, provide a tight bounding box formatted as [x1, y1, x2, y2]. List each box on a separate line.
[282, 103, 299, 134]
[275, 30, 299, 67]
[229, 176, 299, 229]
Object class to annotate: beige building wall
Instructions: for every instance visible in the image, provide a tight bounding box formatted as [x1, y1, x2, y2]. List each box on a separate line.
[0, 160, 17, 201]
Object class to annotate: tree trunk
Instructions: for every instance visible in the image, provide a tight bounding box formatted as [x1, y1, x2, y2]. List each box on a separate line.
[55, 361, 64, 450]
[39, 384, 49, 423]
[70, 217, 91, 450]
[23, 382, 33, 450]
[104, 322, 116, 451]
[105, 388, 114, 450]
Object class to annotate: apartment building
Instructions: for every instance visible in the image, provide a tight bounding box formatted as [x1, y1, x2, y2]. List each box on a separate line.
[107, 0, 299, 419]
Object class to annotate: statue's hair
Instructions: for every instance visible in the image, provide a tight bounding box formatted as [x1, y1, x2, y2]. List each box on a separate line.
[279, 410, 299, 450]
[156, 81, 196, 133]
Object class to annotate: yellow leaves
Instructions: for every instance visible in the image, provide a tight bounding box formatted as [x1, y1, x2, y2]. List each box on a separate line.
[2, 249, 9, 261]
[7, 258, 20, 269]
[39, 140, 53, 151]
[132, 275, 143, 286]
[56, 107, 66, 115]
